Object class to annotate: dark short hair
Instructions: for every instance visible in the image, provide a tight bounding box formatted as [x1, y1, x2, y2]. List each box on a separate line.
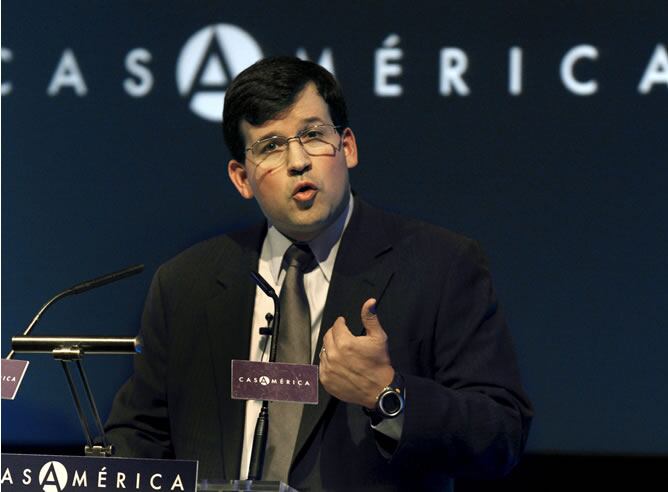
[222, 56, 349, 162]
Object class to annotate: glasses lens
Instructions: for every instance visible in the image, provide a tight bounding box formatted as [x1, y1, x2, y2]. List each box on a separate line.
[300, 125, 339, 156]
[251, 136, 287, 169]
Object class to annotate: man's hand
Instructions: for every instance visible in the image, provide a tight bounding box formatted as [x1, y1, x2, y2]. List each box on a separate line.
[319, 298, 395, 409]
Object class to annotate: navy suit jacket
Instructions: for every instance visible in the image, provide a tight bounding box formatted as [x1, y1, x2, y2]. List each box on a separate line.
[105, 198, 533, 491]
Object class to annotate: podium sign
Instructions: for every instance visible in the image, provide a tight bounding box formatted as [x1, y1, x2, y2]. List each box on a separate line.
[231, 360, 318, 404]
[1, 359, 30, 400]
[1, 454, 198, 492]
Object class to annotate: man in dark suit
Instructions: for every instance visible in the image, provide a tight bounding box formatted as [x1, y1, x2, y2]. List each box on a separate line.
[105, 57, 532, 491]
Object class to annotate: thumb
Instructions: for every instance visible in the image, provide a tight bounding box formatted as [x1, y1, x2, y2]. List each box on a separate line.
[361, 298, 385, 338]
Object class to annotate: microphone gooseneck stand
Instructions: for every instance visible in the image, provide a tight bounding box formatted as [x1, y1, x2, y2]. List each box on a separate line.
[6, 264, 143, 360]
[247, 271, 281, 480]
[5, 264, 144, 456]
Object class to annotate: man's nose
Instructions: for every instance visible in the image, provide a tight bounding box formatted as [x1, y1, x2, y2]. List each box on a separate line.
[285, 138, 311, 174]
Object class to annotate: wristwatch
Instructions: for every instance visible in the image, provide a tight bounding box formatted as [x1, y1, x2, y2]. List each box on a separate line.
[364, 372, 405, 424]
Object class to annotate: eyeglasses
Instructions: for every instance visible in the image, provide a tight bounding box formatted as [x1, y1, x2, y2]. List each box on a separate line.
[245, 124, 342, 170]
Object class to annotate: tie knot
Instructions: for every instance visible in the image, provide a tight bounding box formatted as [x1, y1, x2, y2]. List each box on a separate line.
[283, 243, 315, 272]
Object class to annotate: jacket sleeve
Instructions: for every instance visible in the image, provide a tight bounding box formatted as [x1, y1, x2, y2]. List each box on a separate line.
[390, 238, 533, 478]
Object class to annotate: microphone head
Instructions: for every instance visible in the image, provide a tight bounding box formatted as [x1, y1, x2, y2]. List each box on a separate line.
[69, 264, 144, 295]
[250, 271, 277, 299]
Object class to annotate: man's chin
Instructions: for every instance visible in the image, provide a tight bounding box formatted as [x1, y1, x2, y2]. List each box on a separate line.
[293, 196, 316, 210]
[279, 198, 347, 241]
[281, 216, 329, 242]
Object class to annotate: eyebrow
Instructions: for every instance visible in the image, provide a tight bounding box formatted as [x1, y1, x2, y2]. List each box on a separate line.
[251, 117, 329, 143]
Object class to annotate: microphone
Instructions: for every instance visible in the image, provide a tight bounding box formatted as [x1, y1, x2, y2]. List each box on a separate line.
[68, 264, 144, 295]
[249, 271, 280, 363]
[246, 270, 281, 481]
[5, 264, 144, 359]
[250, 271, 278, 300]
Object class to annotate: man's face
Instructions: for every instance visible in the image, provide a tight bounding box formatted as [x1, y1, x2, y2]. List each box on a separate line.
[228, 83, 358, 242]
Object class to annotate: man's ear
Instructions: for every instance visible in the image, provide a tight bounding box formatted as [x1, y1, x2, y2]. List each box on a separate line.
[228, 159, 254, 199]
[341, 128, 359, 169]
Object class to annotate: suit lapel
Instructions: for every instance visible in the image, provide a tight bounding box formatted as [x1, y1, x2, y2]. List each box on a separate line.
[204, 224, 265, 479]
[293, 199, 395, 462]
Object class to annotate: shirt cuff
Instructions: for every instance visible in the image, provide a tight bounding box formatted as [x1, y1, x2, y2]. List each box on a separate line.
[371, 412, 404, 441]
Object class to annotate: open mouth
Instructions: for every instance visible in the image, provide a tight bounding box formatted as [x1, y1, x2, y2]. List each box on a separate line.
[293, 182, 318, 201]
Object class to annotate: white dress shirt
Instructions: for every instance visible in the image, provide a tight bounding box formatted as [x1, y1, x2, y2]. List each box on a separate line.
[239, 193, 354, 478]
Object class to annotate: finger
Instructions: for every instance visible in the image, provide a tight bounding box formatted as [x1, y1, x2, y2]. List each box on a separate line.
[319, 344, 326, 358]
[322, 326, 334, 354]
[318, 349, 329, 384]
[329, 316, 352, 346]
[318, 345, 328, 370]
[360, 298, 385, 338]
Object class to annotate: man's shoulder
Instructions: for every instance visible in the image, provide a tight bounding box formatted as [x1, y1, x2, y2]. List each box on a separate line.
[353, 200, 492, 289]
[155, 222, 265, 284]
[355, 199, 475, 257]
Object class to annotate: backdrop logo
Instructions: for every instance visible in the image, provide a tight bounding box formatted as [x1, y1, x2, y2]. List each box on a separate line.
[38, 461, 68, 492]
[176, 24, 263, 122]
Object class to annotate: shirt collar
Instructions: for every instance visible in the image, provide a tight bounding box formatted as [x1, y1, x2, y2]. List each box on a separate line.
[266, 193, 354, 284]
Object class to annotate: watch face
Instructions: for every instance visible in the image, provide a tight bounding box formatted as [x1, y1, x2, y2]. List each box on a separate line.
[379, 390, 403, 417]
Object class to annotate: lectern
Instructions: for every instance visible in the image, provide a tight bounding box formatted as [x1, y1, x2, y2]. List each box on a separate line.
[198, 479, 297, 491]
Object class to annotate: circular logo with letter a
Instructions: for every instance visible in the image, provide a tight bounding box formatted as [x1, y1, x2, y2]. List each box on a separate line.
[177, 24, 263, 122]
[38, 461, 68, 492]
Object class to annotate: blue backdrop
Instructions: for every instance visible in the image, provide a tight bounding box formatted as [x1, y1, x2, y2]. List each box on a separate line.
[2, 1, 667, 456]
